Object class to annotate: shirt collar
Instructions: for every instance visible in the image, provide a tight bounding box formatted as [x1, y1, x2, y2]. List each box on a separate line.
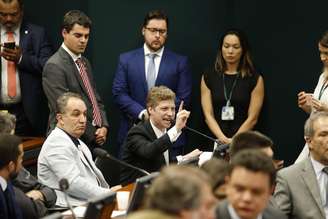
[1, 24, 20, 39]
[143, 43, 164, 57]
[0, 175, 7, 191]
[58, 127, 80, 148]
[311, 156, 327, 176]
[149, 119, 166, 138]
[61, 42, 82, 61]
[228, 204, 263, 219]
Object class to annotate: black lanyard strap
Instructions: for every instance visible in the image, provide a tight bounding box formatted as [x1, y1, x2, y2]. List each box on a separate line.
[222, 73, 239, 104]
[319, 79, 328, 100]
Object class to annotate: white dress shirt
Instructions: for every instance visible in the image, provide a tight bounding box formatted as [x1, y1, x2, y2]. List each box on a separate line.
[149, 119, 181, 165]
[1, 26, 21, 104]
[311, 157, 328, 218]
[228, 204, 263, 219]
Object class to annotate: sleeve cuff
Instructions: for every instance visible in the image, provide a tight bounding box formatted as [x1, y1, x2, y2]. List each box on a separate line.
[167, 126, 182, 143]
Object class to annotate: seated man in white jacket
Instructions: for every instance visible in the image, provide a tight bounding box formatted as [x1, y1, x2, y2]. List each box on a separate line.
[38, 92, 112, 207]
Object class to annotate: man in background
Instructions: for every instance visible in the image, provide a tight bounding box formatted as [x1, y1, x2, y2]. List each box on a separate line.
[0, 111, 56, 218]
[43, 10, 108, 149]
[216, 149, 287, 219]
[0, 134, 23, 219]
[0, 0, 53, 136]
[113, 9, 192, 158]
[128, 165, 216, 219]
[274, 111, 328, 219]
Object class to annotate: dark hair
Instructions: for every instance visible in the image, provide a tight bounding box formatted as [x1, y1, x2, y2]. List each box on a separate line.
[1, 0, 23, 9]
[0, 112, 16, 134]
[143, 10, 169, 29]
[0, 134, 21, 169]
[146, 165, 210, 215]
[215, 29, 255, 77]
[200, 158, 229, 191]
[230, 149, 276, 186]
[56, 92, 84, 114]
[62, 10, 92, 33]
[229, 131, 273, 158]
[319, 31, 328, 48]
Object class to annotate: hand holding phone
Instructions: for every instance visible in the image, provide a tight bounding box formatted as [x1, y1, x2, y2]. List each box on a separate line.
[3, 42, 15, 49]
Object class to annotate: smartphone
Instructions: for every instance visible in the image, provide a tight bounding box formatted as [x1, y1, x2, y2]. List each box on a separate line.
[3, 42, 15, 49]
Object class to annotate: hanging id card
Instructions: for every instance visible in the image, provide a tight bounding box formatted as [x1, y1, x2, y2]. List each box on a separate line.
[221, 102, 234, 120]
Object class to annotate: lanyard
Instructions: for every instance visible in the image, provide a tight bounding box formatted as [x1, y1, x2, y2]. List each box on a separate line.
[222, 73, 239, 105]
[319, 79, 328, 100]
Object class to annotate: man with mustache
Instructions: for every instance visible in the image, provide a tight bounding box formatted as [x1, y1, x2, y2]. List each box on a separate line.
[113, 10, 192, 159]
[120, 86, 201, 184]
[38, 93, 112, 207]
[43, 10, 108, 150]
[0, 0, 53, 136]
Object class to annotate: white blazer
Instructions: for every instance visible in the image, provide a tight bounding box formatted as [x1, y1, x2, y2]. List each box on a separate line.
[37, 127, 110, 207]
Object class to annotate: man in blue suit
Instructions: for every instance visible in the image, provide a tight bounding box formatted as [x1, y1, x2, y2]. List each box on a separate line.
[0, 0, 53, 136]
[112, 10, 192, 158]
[0, 134, 24, 219]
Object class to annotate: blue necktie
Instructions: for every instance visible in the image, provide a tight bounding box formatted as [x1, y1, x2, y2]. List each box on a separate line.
[146, 53, 156, 90]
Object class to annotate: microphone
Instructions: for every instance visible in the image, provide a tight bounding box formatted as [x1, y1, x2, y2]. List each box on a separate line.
[59, 178, 76, 219]
[93, 148, 150, 176]
[183, 125, 229, 157]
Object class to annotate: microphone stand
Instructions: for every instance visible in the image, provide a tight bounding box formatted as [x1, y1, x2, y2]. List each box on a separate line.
[184, 126, 229, 158]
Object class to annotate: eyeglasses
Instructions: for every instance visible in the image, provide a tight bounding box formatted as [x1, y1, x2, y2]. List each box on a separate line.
[145, 27, 167, 36]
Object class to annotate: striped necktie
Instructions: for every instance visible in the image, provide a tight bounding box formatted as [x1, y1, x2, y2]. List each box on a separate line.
[75, 58, 102, 127]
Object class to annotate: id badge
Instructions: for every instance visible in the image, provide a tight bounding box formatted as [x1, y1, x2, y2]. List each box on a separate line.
[221, 105, 234, 120]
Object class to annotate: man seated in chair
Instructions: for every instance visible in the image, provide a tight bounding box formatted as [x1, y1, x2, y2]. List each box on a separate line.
[120, 86, 201, 184]
[0, 111, 57, 218]
[38, 92, 115, 207]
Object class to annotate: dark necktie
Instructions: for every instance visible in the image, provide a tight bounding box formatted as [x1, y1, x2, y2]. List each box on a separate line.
[75, 58, 102, 127]
[146, 53, 156, 90]
[4, 183, 22, 219]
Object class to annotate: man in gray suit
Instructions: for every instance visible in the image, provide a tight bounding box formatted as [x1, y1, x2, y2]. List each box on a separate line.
[274, 111, 328, 219]
[38, 93, 112, 207]
[216, 149, 287, 219]
[42, 10, 108, 149]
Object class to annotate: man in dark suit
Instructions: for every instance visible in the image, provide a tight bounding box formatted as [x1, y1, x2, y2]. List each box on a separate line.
[112, 10, 192, 158]
[120, 86, 201, 184]
[0, 0, 53, 136]
[0, 134, 23, 219]
[0, 111, 56, 218]
[274, 111, 328, 219]
[216, 150, 287, 219]
[43, 10, 108, 149]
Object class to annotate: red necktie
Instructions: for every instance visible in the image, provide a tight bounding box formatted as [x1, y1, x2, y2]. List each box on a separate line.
[75, 58, 102, 127]
[7, 32, 16, 98]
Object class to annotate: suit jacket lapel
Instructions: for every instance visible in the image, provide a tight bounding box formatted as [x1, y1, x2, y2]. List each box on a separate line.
[0, 187, 9, 219]
[144, 120, 166, 165]
[155, 48, 167, 86]
[136, 48, 148, 94]
[19, 22, 28, 52]
[301, 158, 325, 217]
[77, 142, 108, 187]
[59, 48, 90, 97]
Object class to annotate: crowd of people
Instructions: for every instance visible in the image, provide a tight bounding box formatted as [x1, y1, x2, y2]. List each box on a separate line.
[0, 0, 327, 218]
